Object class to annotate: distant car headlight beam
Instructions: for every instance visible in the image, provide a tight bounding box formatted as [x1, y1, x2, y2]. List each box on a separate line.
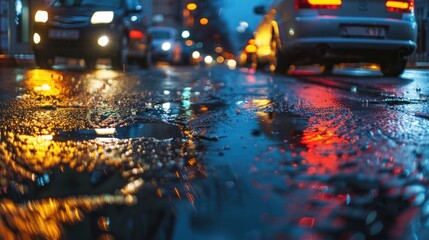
[192, 51, 200, 59]
[162, 42, 172, 51]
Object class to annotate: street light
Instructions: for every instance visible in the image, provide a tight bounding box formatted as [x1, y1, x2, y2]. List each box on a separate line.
[199, 17, 208, 25]
[181, 30, 190, 39]
[186, 3, 197, 11]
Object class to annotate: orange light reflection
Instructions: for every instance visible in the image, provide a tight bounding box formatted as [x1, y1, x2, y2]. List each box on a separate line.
[0, 195, 135, 240]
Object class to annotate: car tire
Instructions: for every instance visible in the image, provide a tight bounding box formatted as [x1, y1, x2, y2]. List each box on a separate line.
[111, 35, 128, 71]
[275, 49, 290, 74]
[322, 64, 334, 75]
[85, 58, 97, 70]
[139, 52, 151, 68]
[269, 34, 290, 74]
[380, 58, 407, 77]
[35, 53, 54, 69]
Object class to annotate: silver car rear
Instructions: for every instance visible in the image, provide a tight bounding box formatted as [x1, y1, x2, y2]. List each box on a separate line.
[253, 0, 417, 76]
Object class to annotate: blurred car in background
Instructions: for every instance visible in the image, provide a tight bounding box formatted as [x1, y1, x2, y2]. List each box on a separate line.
[180, 40, 203, 65]
[148, 26, 182, 65]
[252, 0, 417, 77]
[32, 0, 150, 70]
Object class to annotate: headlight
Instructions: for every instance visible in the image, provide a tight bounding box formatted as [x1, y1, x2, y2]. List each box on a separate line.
[97, 36, 109, 47]
[192, 51, 200, 59]
[161, 42, 172, 51]
[91, 11, 114, 24]
[35, 10, 48, 23]
[33, 33, 41, 44]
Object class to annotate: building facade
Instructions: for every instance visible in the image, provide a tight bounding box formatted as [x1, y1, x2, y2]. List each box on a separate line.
[0, 0, 47, 55]
[151, 0, 182, 27]
[411, 0, 429, 63]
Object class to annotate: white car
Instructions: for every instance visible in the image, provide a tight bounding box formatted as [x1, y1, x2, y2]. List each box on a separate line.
[148, 26, 182, 65]
[252, 0, 417, 77]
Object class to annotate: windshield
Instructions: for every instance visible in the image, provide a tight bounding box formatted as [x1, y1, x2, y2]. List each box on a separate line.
[151, 31, 173, 40]
[52, 0, 122, 8]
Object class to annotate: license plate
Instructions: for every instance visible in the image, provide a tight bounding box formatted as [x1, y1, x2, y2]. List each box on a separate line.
[48, 29, 79, 40]
[340, 26, 385, 38]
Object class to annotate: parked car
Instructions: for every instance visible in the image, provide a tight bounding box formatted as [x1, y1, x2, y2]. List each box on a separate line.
[148, 26, 182, 65]
[32, 0, 151, 70]
[252, 0, 417, 77]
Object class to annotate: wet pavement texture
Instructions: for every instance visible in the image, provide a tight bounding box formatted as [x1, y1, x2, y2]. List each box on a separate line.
[0, 64, 429, 240]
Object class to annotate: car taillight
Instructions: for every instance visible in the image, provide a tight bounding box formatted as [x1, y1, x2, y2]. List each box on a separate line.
[129, 30, 144, 39]
[295, 0, 342, 9]
[385, 0, 414, 13]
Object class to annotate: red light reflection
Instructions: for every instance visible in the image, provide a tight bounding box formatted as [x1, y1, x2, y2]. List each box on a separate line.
[298, 217, 315, 228]
[298, 86, 350, 174]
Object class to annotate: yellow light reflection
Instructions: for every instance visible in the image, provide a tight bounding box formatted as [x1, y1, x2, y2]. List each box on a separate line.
[0, 195, 135, 240]
[26, 70, 62, 97]
[95, 128, 117, 135]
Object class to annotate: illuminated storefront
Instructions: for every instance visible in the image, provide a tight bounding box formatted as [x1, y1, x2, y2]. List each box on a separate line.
[0, 0, 46, 55]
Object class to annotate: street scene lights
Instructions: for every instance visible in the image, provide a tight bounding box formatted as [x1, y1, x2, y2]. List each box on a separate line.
[186, 3, 197, 11]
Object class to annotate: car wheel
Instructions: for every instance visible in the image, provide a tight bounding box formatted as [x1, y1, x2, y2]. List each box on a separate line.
[139, 51, 152, 68]
[322, 64, 334, 75]
[111, 35, 128, 71]
[380, 58, 407, 77]
[270, 37, 290, 74]
[35, 53, 54, 69]
[85, 58, 97, 70]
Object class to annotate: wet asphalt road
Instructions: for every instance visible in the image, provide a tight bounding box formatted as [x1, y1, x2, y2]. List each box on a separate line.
[0, 63, 429, 240]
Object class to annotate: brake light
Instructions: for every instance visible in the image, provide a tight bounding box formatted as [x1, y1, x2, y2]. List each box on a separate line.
[385, 0, 414, 13]
[295, 0, 342, 9]
[129, 30, 144, 39]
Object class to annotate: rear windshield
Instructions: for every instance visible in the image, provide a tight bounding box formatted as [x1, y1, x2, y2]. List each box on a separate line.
[52, 0, 121, 8]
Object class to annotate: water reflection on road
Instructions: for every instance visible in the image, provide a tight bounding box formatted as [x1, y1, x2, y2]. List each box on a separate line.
[0, 67, 206, 239]
[185, 66, 429, 239]
[1, 65, 429, 239]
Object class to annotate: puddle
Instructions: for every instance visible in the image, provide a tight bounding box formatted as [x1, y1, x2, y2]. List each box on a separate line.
[54, 123, 182, 141]
[256, 111, 309, 144]
[115, 123, 182, 139]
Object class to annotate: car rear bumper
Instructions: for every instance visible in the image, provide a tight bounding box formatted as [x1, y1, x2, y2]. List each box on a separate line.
[287, 16, 417, 41]
[281, 39, 417, 64]
[278, 16, 417, 64]
[280, 16, 417, 56]
[151, 50, 174, 62]
[284, 38, 416, 54]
